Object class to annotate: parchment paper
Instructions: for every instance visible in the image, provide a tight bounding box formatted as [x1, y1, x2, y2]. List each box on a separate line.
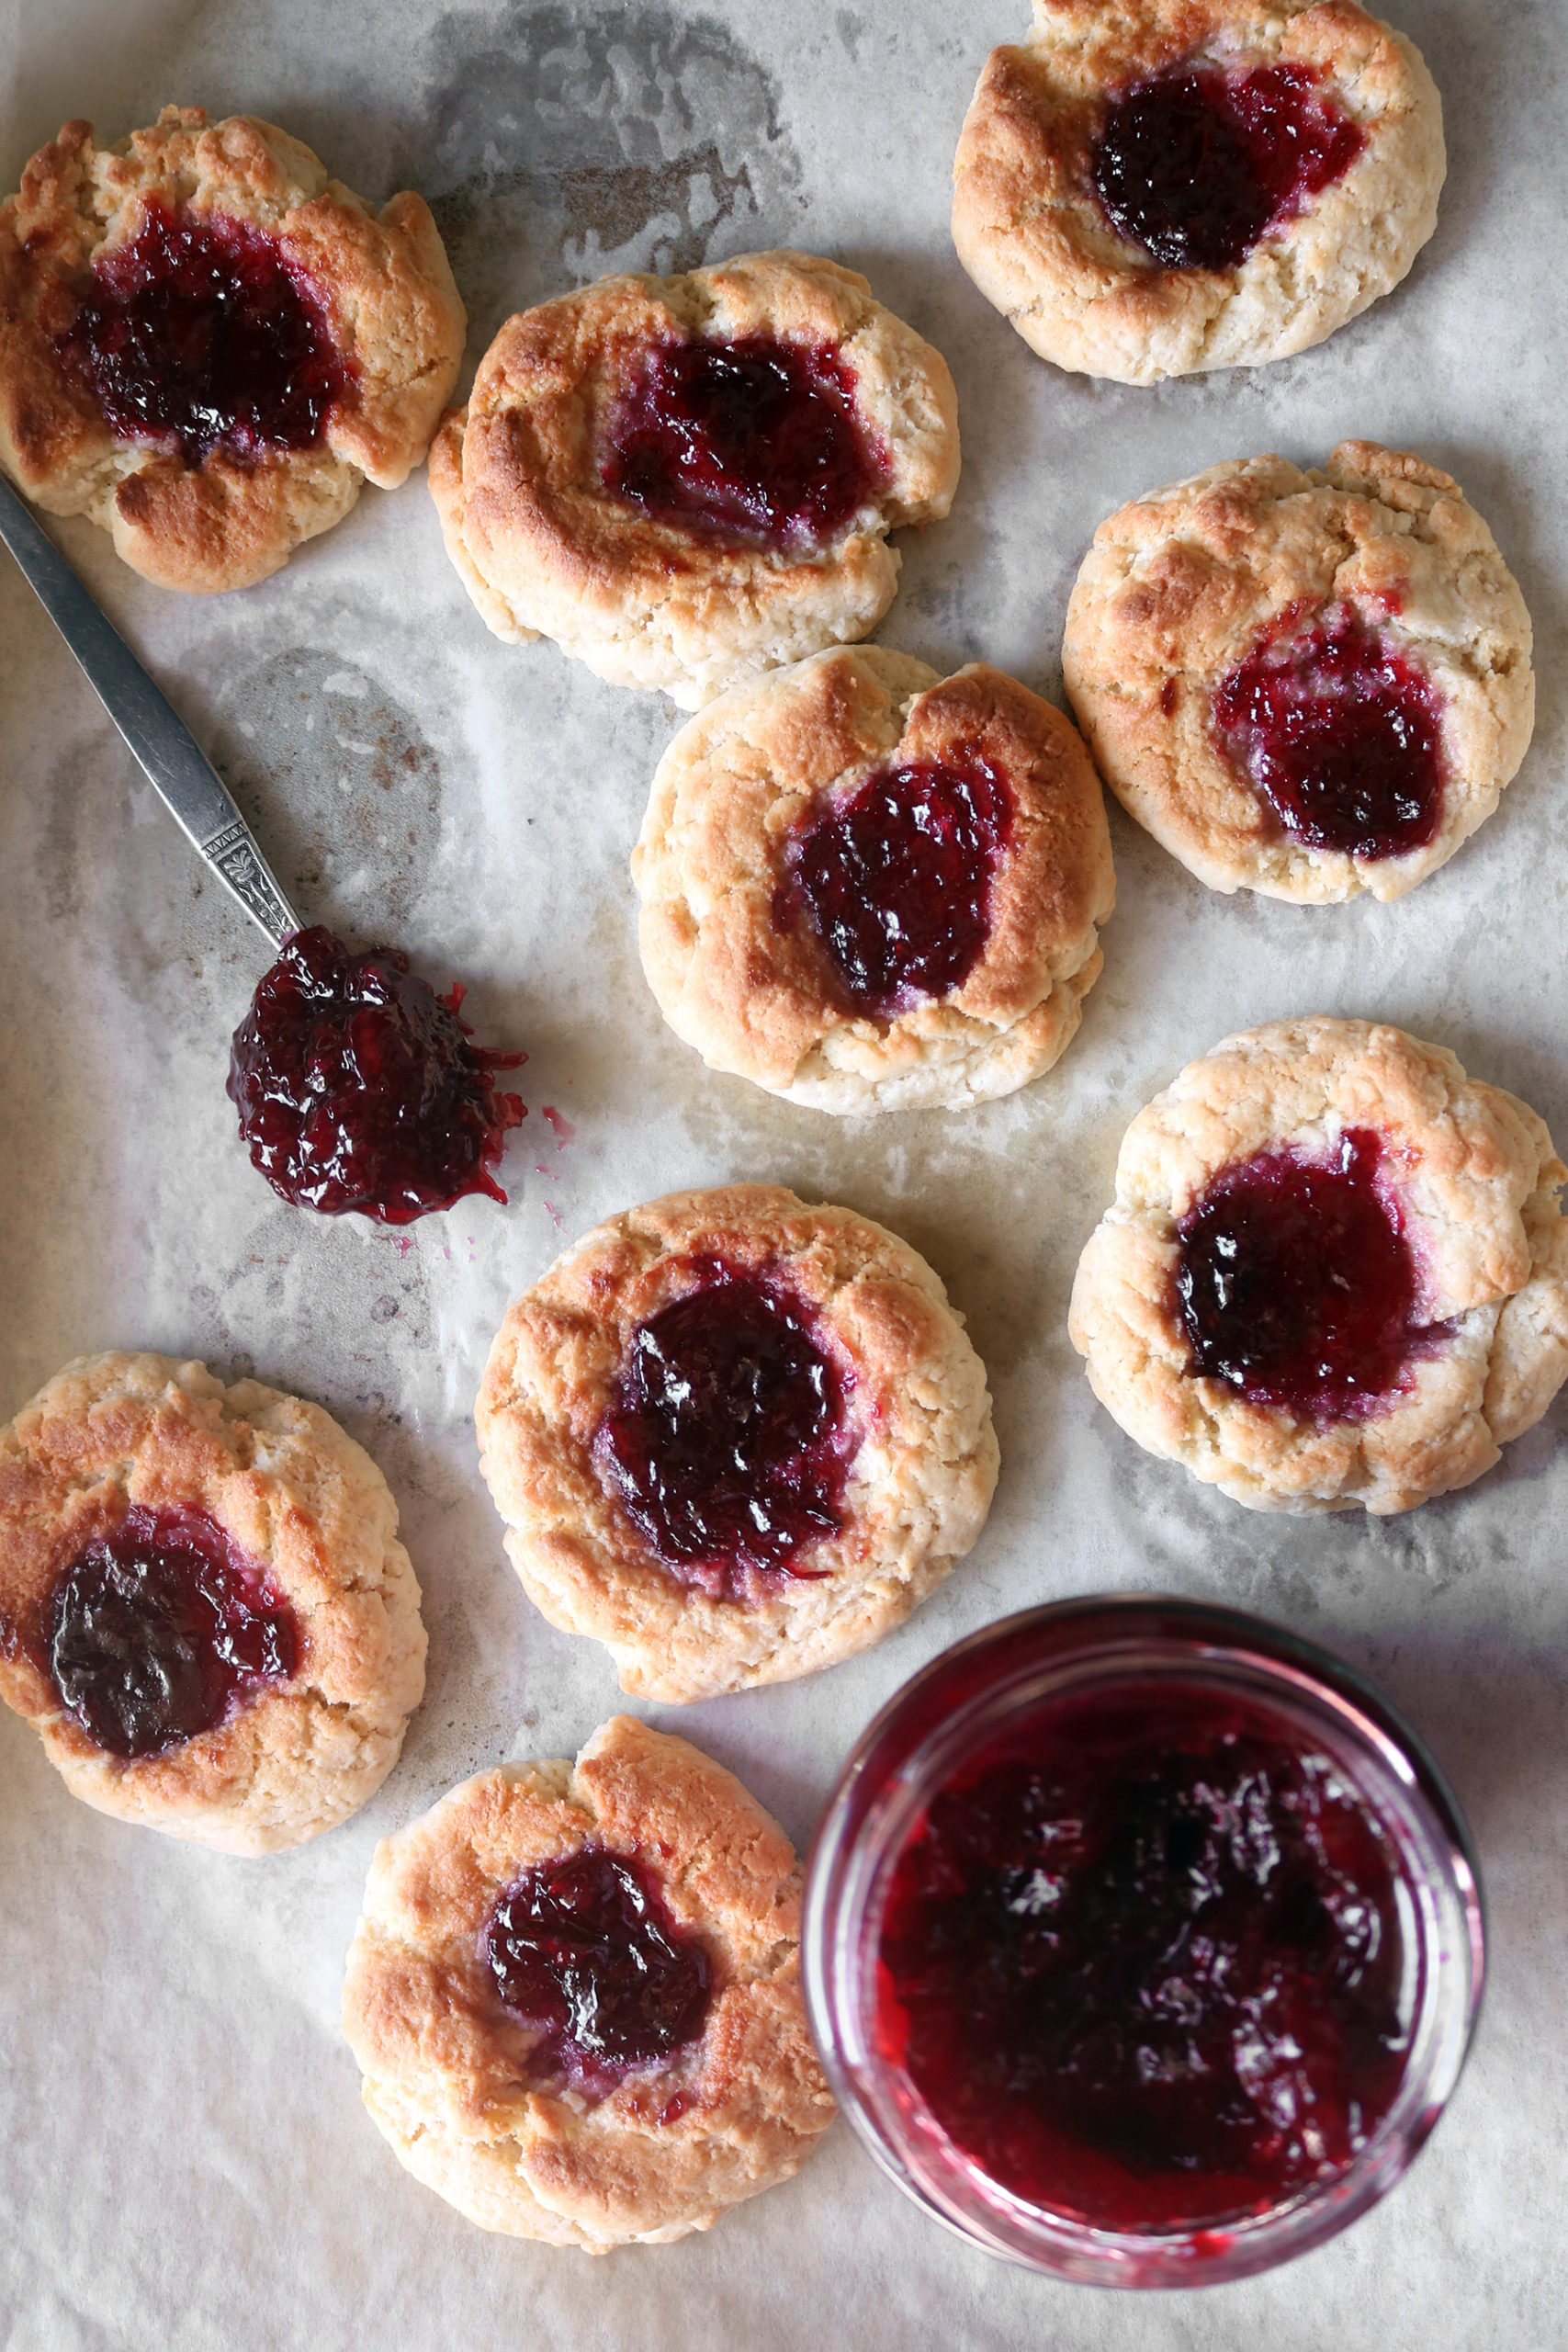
[2, 1, 1565, 2344]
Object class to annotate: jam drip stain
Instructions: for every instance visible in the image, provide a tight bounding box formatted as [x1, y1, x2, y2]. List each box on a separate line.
[1212, 606, 1447, 860]
[785, 758, 1012, 1018]
[57, 198, 353, 468]
[600, 334, 887, 551]
[483, 1846, 710, 2086]
[49, 1504, 298, 1760]
[1090, 64, 1365, 272]
[228, 924, 525, 1225]
[1176, 1127, 1435, 1420]
[876, 1685, 1411, 2233]
[594, 1264, 854, 1599]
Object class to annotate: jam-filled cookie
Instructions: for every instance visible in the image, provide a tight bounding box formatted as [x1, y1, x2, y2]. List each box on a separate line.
[0, 1352, 426, 1849]
[0, 107, 465, 591]
[952, 1, 1443, 384]
[1069, 1020, 1568, 1514]
[427, 250, 960, 708]
[1062, 446, 1534, 901]
[475, 1186, 998, 1703]
[342, 1714, 835, 2249]
[634, 648, 1116, 1114]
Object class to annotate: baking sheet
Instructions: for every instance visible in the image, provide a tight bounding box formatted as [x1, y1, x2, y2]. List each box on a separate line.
[2, 0, 1566, 2343]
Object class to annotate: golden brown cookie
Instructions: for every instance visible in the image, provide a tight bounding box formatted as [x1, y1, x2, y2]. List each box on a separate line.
[428, 250, 960, 707]
[953, 1, 1443, 384]
[1069, 1020, 1568, 1514]
[1062, 445, 1534, 902]
[0, 1352, 425, 1849]
[475, 1186, 998, 1703]
[0, 107, 465, 591]
[633, 648, 1116, 1114]
[342, 1714, 836, 2250]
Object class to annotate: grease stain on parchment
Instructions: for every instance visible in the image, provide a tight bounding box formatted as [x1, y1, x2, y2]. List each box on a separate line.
[420, 4, 802, 344]
[209, 650, 445, 933]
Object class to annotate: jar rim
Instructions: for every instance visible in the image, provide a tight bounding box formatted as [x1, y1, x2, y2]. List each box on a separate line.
[803, 1593, 1485, 2289]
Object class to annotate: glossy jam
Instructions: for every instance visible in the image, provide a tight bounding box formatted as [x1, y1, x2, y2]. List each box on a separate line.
[1176, 1128, 1433, 1420]
[227, 925, 525, 1224]
[786, 759, 1012, 1017]
[57, 199, 351, 468]
[1090, 65, 1364, 272]
[483, 1847, 710, 2083]
[1213, 606, 1446, 860]
[875, 1681, 1411, 2233]
[600, 334, 887, 550]
[48, 1505, 298, 1759]
[594, 1263, 853, 1599]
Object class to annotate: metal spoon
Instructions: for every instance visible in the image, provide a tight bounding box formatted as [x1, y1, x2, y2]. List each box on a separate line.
[0, 472, 299, 949]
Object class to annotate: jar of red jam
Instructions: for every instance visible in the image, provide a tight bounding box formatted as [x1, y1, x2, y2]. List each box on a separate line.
[804, 1597, 1483, 2286]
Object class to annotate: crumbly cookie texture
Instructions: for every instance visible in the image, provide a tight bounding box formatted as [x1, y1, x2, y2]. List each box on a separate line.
[633, 647, 1116, 1114]
[476, 1185, 998, 1703]
[0, 107, 466, 591]
[427, 250, 960, 708]
[1062, 445, 1534, 902]
[0, 1351, 426, 1849]
[1069, 1020, 1568, 1515]
[342, 1714, 836, 2251]
[952, 0, 1444, 383]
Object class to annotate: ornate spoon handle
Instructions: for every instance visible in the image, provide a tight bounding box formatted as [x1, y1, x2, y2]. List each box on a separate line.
[0, 473, 301, 949]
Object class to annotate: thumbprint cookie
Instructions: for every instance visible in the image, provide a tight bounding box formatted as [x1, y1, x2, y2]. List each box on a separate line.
[475, 1186, 998, 1703]
[0, 1352, 426, 1849]
[952, 0, 1443, 383]
[342, 1714, 836, 2249]
[428, 250, 960, 708]
[634, 648, 1116, 1114]
[0, 107, 465, 591]
[1062, 446, 1533, 901]
[1069, 1019, 1568, 1514]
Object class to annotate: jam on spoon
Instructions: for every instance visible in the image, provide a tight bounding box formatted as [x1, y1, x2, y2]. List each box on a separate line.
[784, 757, 1013, 1016]
[1212, 605, 1447, 860]
[594, 1263, 854, 1599]
[876, 1679, 1411, 2233]
[483, 1846, 711, 2085]
[57, 198, 353, 468]
[227, 924, 525, 1224]
[49, 1504, 299, 1759]
[1175, 1127, 1435, 1419]
[1090, 64, 1364, 273]
[600, 334, 887, 550]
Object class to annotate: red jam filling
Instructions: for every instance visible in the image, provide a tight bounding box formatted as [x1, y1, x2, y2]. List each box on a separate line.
[1212, 606, 1447, 860]
[56, 198, 353, 469]
[48, 1504, 298, 1760]
[875, 1682, 1411, 2233]
[227, 924, 525, 1225]
[483, 1847, 710, 2083]
[784, 758, 1012, 1018]
[1090, 64, 1364, 272]
[1176, 1128, 1436, 1420]
[593, 1262, 854, 1600]
[599, 334, 887, 551]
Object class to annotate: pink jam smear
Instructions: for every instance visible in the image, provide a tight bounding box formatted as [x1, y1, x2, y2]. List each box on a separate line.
[784, 757, 1013, 1017]
[57, 198, 353, 467]
[49, 1504, 298, 1758]
[1091, 63, 1364, 272]
[594, 1261, 854, 1599]
[483, 1846, 710, 2085]
[599, 334, 887, 550]
[1213, 605, 1447, 860]
[1175, 1127, 1439, 1419]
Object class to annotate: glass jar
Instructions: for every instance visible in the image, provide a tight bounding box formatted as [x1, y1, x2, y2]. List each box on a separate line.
[804, 1595, 1484, 2288]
